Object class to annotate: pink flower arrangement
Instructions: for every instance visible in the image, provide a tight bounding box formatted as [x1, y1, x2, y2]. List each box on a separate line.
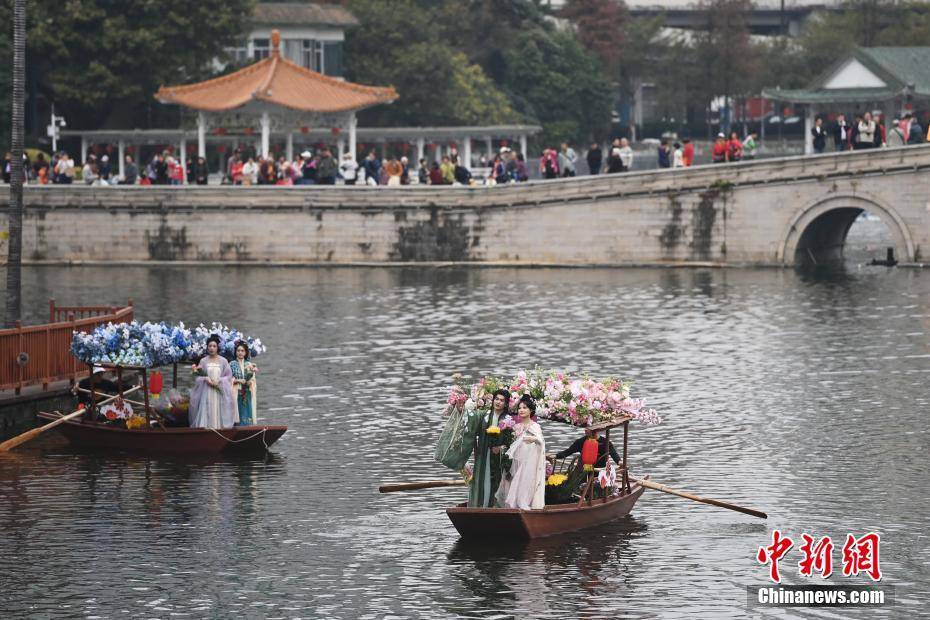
[443, 368, 662, 427]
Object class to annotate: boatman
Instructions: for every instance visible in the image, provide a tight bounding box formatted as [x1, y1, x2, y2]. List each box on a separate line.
[551, 428, 621, 468]
[468, 388, 511, 508]
[74, 366, 124, 408]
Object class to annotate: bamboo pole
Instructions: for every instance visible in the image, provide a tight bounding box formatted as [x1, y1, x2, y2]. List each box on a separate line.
[0, 387, 141, 452]
[379, 480, 466, 493]
[630, 475, 768, 519]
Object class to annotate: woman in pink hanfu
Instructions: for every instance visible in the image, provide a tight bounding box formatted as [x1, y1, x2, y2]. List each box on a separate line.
[189, 334, 238, 429]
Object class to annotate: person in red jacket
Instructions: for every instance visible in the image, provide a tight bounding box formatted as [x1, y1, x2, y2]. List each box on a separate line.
[682, 138, 695, 166]
[712, 133, 728, 163]
[727, 131, 743, 162]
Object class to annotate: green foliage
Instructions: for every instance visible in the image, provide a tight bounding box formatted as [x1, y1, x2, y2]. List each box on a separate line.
[5, 0, 254, 131]
[344, 0, 610, 144]
[798, 1, 930, 69]
[500, 27, 612, 145]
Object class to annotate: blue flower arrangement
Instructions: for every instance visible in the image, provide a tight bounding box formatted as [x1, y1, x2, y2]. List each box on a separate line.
[71, 321, 266, 367]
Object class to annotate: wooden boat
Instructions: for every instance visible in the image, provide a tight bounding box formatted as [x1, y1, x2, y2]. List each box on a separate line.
[37, 411, 286, 454]
[447, 475, 647, 539]
[447, 415, 645, 539]
[39, 360, 287, 454]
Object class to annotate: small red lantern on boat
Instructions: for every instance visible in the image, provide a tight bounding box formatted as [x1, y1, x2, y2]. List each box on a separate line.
[581, 437, 599, 472]
[149, 371, 164, 398]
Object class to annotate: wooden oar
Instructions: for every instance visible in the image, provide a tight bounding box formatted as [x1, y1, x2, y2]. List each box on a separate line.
[379, 479, 467, 493]
[0, 386, 141, 452]
[630, 475, 767, 519]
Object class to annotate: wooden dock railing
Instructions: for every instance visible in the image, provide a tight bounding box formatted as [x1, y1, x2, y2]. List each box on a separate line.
[0, 300, 134, 394]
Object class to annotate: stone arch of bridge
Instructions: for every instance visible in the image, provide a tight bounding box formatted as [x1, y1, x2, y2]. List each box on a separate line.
[779, 192, 915, 266]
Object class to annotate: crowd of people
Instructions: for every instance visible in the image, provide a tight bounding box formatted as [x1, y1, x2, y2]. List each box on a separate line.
[4, 116, 928, 187]
[811, 112, 929, 153]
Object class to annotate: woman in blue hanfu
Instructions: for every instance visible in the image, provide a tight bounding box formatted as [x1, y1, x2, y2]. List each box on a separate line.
[230, 340, 258, 426]
[468, 388, 511, 508]
[190, 335, 237, 428]
[496, 395, 546, 510]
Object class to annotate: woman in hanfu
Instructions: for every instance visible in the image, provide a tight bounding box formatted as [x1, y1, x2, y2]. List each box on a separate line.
[468, 389, 511, 508]
[230, 341, 258, 426]
[189, 335, 237, 429]
[496, 395, 546, 510]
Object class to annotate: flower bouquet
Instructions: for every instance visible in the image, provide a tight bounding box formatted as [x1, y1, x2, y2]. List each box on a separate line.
[442, 368, 662, 428]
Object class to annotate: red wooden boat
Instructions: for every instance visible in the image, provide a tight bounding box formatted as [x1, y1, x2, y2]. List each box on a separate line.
[446, 415, 646, 539]
[447, 475, 647, 539]
[38, 359, 287, 454]
[37, 411, 286, 454]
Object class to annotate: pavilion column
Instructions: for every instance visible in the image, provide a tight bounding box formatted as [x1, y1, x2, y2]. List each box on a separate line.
[463, 137, 472, 169]
[485, 136, 493, 161]
[337, 138, 345, 159]
[180, 138, 187, 184]
[197, 112, 207, 158]
[260, 111, 271, 158]
[118, 140, 125, 179]
[80, 136, 87, 165]
[347, 112, 357, 160]
[416, 138, 425, 163]
[286, 132, 294, 161]
[804, 105, 817, 155]
[435, 144, 442, 161]
[520, 134, 527, 156]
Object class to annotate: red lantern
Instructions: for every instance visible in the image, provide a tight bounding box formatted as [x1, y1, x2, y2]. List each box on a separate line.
[331, 127, 341, 135]
[217, 145, 227, 154]
[149, 371, 164, 397]
[581, 437, 599, 472]
[214, 127, 227, 136]
[300, 126, 310, 134]
[244, 127, 254, 136]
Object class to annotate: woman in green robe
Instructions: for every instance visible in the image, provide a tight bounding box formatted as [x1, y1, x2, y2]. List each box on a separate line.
[468, 389, 511, 508]
[230, 341, 257, 426]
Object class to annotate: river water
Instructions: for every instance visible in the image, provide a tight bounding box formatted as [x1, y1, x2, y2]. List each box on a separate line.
[1, 233, 928, 618]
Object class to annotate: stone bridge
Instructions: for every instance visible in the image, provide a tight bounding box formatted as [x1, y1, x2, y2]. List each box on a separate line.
[2, 145, 929, 266]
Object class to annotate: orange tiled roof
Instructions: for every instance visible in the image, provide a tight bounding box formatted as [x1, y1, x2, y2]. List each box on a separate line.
[155, 31, 396, 114]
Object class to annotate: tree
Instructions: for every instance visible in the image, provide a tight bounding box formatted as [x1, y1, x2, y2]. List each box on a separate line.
[693, 0, 757, 134]
[5, 0, 24, 326]
[560, 0, 628, 77]
[501, 27, 613, 145]
[343, 0, 517, 127]
[16, 0, 255, 131]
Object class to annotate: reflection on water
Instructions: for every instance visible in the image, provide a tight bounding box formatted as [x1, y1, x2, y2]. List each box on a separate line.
[1, 263, 928, 618]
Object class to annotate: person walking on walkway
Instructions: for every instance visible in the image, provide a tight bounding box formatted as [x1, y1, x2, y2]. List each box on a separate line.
[558, 142, 577, 177]
[619, 138, 634, 171]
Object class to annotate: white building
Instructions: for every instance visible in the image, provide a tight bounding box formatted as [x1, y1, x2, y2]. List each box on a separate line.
[226, 2, 356, 76]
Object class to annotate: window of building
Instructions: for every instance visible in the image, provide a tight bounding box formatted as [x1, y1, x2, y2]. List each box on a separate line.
[301, 40, 324, 72]
[253, 38, 270, 60]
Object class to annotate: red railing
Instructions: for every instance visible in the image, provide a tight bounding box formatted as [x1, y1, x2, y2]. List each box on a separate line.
[0, 300, 134, 394]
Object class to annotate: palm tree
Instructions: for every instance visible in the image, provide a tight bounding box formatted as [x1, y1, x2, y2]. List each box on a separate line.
[5, 0, 25, 327]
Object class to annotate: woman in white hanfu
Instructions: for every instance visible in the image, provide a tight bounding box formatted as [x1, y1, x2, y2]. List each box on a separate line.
[496, 395, 546, 510]
[189, 335, 238, 429]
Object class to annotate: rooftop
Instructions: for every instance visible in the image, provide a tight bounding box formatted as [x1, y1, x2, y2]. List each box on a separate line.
[251, 2, 358, 28]
[155, 30, 396, 114]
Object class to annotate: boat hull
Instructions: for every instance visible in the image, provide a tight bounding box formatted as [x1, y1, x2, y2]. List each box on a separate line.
[446, 479, 646, 539]
[37, 412, 287, 454]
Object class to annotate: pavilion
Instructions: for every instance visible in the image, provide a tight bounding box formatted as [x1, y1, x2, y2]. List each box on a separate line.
[154, 29, 397, 164]
[763, 47, 930, 153]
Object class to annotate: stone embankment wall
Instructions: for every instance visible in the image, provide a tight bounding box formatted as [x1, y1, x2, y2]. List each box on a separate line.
[2, 145, 929, 266]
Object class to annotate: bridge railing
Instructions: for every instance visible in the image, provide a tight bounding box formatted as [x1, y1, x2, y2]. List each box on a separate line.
[0, 300, 134, 394]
